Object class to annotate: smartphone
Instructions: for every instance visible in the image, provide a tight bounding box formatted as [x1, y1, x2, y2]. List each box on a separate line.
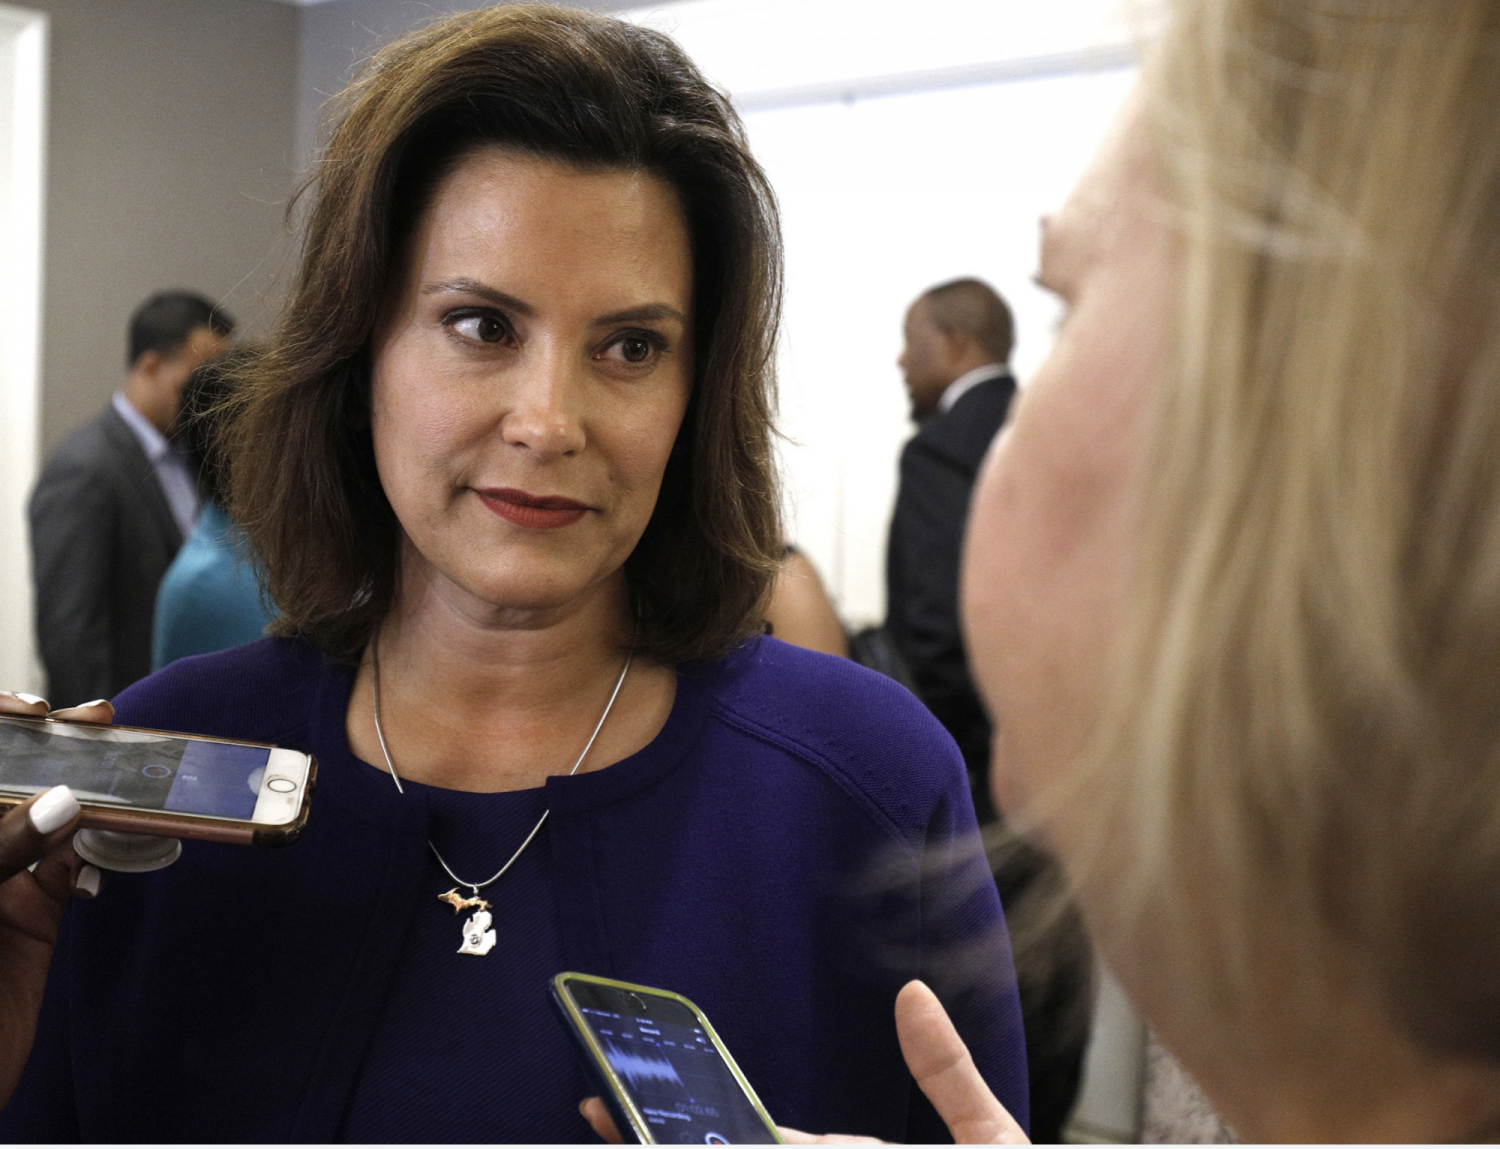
[551, 972, 783, 1145]
[0, 715, 315, 845]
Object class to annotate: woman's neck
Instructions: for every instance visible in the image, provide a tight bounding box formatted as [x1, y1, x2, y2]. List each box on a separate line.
[382, 557, 633, 713]
[345, 559, 676, 792]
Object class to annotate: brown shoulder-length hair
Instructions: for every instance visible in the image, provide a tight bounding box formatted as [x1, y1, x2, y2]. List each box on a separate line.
[226, 3, 783, 666]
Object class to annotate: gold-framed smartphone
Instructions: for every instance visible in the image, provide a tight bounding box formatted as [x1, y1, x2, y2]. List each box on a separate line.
[0, 715, 315, 846]
[550, 972, 784, 1145]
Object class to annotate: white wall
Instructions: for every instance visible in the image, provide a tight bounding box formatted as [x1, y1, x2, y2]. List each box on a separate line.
[746, 69, 1135, 623]
[624, 0, 1138, 625]
[0, 2, 46, 694]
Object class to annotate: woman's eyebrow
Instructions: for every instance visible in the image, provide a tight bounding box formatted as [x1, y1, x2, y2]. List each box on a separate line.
[421, 277, 534, 316]
[593, 303, 686, 326]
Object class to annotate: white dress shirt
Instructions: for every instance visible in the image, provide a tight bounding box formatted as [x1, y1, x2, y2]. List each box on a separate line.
[112, 392, 200, 541]
[937, 362, 1011, 415]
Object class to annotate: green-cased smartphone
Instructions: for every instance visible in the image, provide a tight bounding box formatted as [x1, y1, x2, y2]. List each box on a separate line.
[550, 972, 784, 1145]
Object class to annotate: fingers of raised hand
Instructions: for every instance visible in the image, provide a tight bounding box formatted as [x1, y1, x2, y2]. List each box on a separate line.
[579, 1097, 623, 1144]
[0, 692, 48, 717]
[0, 788, 80, 886]
[26, 846, 98, 910]
[47, 699, 114, 725]
[29, 838, 96, 904]
[0, 700, 110, 899]
[894, 980, 1030, 1145]
[0, 690, 114, 725]
[0, 787, 97, 906]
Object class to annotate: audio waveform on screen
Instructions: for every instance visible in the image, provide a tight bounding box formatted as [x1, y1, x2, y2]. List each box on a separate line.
[605, 1044, 685, 1090]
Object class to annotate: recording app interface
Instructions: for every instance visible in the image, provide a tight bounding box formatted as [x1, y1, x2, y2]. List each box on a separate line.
[0, 718, 272, 819]
[577, 986, 775, 1144]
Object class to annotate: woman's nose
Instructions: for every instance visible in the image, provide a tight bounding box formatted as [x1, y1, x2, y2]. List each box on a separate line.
[499, 348, 586, 458]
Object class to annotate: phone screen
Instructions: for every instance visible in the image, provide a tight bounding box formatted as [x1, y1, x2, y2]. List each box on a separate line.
[0, 717, 273, 820]
[569, 981, 776, 1144]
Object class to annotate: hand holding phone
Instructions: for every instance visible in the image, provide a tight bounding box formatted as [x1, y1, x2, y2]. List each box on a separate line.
[0, 699, 315, 847]
[579, 980, 1031, 1147]
[0, 692, 107, 1109]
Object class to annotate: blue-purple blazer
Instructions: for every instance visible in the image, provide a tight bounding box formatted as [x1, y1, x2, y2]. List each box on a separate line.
[0, 636, 1028, 1142]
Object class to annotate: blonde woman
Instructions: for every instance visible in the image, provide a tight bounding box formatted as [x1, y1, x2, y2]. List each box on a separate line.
[591, 0, 1500, 1141]
[977, 0, 1500, 1132]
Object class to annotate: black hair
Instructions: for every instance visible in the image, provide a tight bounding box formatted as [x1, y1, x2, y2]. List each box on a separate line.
[923, 278, 1014, 365]
[171, 346, 258, 505]
[127, 290, 235, 368]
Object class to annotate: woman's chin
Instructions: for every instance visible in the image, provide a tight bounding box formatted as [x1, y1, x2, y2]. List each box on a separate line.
[426, 562, 623, 625]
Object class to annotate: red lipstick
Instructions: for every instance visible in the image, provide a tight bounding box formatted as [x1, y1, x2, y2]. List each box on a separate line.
[475, 487, 590, 529]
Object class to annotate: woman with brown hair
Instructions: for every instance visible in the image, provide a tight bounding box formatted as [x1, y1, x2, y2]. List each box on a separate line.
[0, 4, 1025, 1143]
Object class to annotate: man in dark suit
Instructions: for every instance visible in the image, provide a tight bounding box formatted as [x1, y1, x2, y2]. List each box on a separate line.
[887, 279, 1091, 1144]
[886, 277, 1016, 821]
[30, 292, 233, 706]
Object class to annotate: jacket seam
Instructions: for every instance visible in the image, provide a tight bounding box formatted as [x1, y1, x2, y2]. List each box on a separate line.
[706, 700, 919, 855]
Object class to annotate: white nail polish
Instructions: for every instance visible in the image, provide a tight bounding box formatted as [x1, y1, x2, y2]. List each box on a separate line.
[14, 693, 46, 706]
[78, 700, 108, 709]
[29, 786, 80, 834]
[75, 864, 100, 897]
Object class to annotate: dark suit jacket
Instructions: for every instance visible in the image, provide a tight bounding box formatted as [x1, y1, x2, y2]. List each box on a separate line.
[29, 403, 185, 706]
[885, 373, 1015, 818]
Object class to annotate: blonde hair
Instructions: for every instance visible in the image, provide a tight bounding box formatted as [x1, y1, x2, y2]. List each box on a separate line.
[1082, 0, 1500, 1060]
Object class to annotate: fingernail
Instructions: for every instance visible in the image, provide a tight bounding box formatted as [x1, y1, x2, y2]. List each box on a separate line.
[29, 786, 80, 834]
[79, 700, 109, 709]
[5, 692, 46, 706]
[75, 864, 100, 898]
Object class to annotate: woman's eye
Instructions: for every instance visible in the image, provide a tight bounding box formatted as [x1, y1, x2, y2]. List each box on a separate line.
[604, 333, 661, 366]
[451, 314, 508, 344]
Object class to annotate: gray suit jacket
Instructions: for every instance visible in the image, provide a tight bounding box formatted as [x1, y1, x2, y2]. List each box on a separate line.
[29, 403, 184, 706]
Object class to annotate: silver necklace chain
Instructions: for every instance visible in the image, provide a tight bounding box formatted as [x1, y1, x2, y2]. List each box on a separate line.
[371, 635, 632, 894]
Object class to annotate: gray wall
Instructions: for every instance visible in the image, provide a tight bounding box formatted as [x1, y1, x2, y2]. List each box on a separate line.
[30, 0, 684, 451]
[34, 0, 297, 453]
[296, 0, 627, 171]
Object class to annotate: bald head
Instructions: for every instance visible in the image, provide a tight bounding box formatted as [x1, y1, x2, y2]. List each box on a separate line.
[923, 278, 1013, 365]
[898, 278, 1014, 418]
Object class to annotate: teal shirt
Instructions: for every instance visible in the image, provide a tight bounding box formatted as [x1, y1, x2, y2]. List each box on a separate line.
[151, 501, 276, 671]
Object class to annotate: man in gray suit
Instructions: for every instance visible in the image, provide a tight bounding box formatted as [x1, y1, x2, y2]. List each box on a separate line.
[30, 292, 233, 706]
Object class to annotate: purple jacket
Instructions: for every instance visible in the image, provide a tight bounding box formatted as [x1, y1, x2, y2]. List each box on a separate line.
[0, 636, 1028, 1141]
